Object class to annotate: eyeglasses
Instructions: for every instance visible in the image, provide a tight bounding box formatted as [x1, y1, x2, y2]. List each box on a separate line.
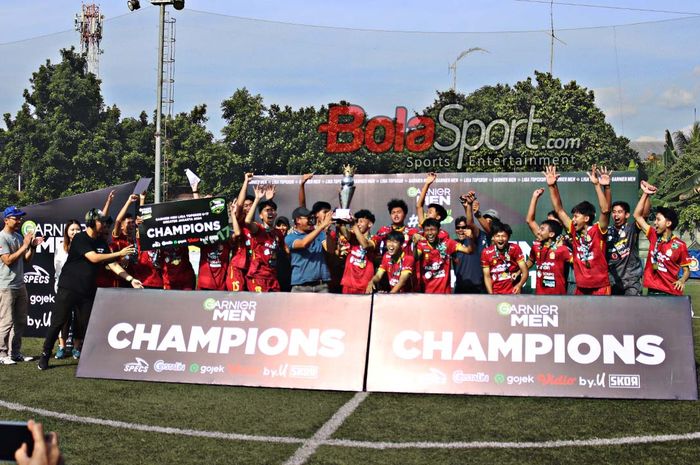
[455, 225, 467, 230]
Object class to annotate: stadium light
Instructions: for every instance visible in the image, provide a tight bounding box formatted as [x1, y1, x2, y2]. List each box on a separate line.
[127, 0, 185, 203]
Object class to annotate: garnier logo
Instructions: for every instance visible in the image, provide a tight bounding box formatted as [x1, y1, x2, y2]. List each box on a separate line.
[203, 298, 216, 311]
[21, 221, 37, 236]
[497, 302, 512, 316]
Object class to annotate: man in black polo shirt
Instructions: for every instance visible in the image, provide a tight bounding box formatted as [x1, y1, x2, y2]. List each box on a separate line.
[38, 209, 139, 370]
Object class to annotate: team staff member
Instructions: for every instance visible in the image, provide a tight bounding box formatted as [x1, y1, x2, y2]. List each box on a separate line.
[633, 181, 692, 295]
[285, 206, 335, 293]
[38, 209, 141, 370]
[0, 206, 42, 365]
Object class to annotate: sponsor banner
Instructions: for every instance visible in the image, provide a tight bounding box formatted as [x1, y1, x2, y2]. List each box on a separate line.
[366, 294, 697, 400]
[77, 289, 371, 391]
[138, 197, 229, 251]
[688, 250, 700, 279]
[20, 182, 138, 337]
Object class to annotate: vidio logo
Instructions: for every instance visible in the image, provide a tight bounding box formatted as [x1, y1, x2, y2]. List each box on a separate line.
[497, 302, 512, 316]
[203, 298, 216, 311]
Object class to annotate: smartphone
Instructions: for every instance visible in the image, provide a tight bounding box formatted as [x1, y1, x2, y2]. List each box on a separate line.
[0, 421, 33, 461]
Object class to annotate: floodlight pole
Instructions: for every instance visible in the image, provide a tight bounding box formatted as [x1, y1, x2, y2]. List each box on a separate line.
[154, 3, 165, 203]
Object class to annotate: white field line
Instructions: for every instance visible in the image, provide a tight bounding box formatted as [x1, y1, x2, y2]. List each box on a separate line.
[283, 392, 369, 465]
[1, 398, 698, 452]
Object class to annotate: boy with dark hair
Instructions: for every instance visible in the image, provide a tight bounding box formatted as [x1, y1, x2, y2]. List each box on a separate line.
[525, 189, 572, 294]
[372, 198, 420, 254]
[633, 181, 691, 295]
[481, 222, 529, 294]
[366, 230, 414, 294]
[339, 209, 377, 294]
[415, 218, 472, 294]
[227, 172, 255, 292]
[245, 185, 287, 292]
[545, 164, 612, 295]
[606, 197, 650, 295]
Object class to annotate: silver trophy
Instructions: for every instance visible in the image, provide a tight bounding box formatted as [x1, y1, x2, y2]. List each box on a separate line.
[333, 164, 355, 222]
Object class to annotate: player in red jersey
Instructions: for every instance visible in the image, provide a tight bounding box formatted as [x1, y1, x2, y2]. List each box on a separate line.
[371, 199, 420, 255]
[481, 222, 529, 294]
[525, 189, 572, 294]
[415, 172, 450, 242]
[227, 172, 255, 292]
[633, 181, 691, 295]
[339, 210, 377, 294]
[244, 185, 287, 292]
[415, 218, 472, 294]
[161, 245, 195, 290]
[366, 230, 414, 294]
[545, 164, 612, 295]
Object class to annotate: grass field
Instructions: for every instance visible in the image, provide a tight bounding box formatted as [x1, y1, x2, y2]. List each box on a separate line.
[1, 283, 698, 465]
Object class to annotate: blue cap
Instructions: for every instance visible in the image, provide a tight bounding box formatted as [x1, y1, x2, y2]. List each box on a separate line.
[3, 206, 26, 219]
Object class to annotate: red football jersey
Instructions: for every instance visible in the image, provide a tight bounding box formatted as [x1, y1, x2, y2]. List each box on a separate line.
[161, 246, 195, 290]
[246, 225, 284, 281]
[379, 252, 415, 293]
[415, 238, 458, 294]
[481, 243, 525, 294]
[197, 242, 231, 290]
[569, 222, 609, 289]
[529, 240, 572, 295]
[230, 227, 252, 271]
[643, 228, 691, 295]
[372, 225, 421, 254]
[340, 235, 376, 293]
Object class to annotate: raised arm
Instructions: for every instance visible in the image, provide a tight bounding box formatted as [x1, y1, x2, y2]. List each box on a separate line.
[291, 212, 332, 250]
[102, 190, 115, 216]
[461, 191, 481, 240]
[113, 194, 140, 238]
[633, 181, 657, 235]
[526, 188, 544, 237]
[0, 232, 34, 267]
[244, 185, 265, 234]
[299, 173, 314, 208]
[236, 172, 254, 214]
[416, 172, 436, 225]
[228, 201, 241, 240]
[544, 165, 572, 230]
[589, 165, 611, 231]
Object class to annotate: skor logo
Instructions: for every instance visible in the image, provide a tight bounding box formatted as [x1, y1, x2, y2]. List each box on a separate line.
[497, 302, 512, 316]
[203, 298, 216, 311]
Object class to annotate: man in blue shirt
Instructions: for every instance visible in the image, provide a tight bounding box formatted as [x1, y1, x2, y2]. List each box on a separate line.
[284, 207, 336, 293]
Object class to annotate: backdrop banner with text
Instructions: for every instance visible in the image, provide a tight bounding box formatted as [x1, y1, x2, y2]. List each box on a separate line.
[76, 289, 371, 391]
[366, 294, 697, 400]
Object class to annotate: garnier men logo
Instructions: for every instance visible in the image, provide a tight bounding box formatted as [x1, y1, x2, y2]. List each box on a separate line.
[21, 220, 37, 236]
[497, 302, 512, 316]
[203, 298, 216, 311]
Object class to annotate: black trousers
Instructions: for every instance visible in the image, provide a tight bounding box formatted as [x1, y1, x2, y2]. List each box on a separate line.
[42, 288, 95, 354]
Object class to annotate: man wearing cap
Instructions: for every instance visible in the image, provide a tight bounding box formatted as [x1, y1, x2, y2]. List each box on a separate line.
[38, 208, 138, 370]
[0, 206, 41, 364]
[284, 206, 336, 293]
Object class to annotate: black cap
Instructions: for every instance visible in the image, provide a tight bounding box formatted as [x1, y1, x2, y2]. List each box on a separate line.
[292, 207, 312, 220]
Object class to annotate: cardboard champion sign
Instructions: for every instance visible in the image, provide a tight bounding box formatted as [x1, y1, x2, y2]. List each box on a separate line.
[366, 294, 698, 400]
[77, 289, 371, 391]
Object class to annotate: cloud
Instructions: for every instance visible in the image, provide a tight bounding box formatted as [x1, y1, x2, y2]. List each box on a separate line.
[658, 87, 695, 109]
[693, 65, 700, 77]
[593, 87, 638, 118]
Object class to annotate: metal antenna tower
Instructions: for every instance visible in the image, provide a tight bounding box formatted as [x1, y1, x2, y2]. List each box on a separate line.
[75, 3, 104, 77]
[161, 12, 176, 201]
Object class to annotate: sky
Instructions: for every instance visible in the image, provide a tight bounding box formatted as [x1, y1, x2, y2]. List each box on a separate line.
[1, 0, 699, 141]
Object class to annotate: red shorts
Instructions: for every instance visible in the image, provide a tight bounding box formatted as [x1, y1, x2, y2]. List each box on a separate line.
[575, 285, 611, 296]
[246, 277, 280, 293]
[226, 267, 246, 292]
[342, 286, 367, 295]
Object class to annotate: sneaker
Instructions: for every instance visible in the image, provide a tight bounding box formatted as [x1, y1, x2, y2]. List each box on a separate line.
[72, 349, 81, 360]
[37, 354, 50, 371]
[11, 353, 34, 362]
[55, 347, 66, 359]
[0, 356, 17, 365]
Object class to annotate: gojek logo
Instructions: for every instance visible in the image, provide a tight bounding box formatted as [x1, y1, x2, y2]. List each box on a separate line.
[494, 373, 506, 384]
[497, 302, 512, 316]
